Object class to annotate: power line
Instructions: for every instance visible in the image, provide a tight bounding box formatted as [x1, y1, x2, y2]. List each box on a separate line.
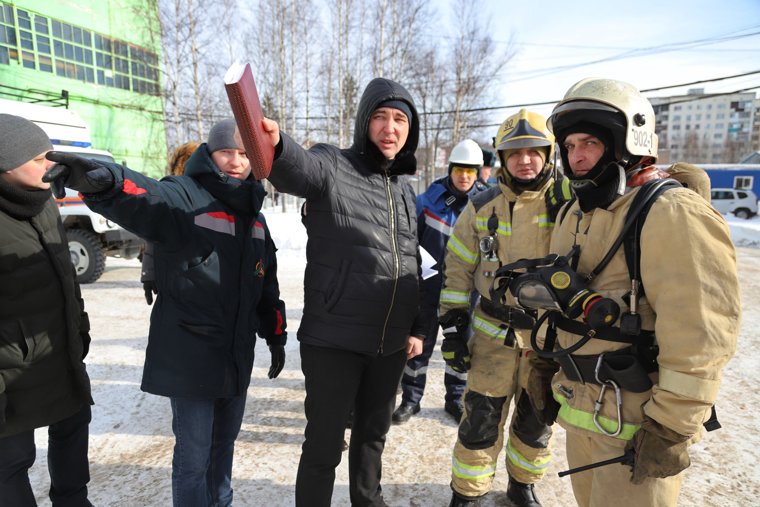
[419, 70, 760, 116]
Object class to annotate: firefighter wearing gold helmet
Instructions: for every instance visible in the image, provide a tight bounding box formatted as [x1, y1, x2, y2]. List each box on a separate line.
[440, 109, 571, 507]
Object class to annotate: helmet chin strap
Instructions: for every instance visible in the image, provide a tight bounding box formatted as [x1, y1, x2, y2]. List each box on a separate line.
[571, 162, 628, 211]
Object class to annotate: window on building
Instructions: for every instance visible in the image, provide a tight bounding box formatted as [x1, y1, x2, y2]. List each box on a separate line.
[734, 176, 753, 190]
[0, 1, 159, 95]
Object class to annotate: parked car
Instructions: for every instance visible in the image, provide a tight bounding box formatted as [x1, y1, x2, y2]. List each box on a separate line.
[710, 188, 758, 219]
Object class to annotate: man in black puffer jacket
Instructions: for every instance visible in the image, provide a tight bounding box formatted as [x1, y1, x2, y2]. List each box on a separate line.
[0, 114, 93, 506]
[262, 78, 427, 507]
[42, 119, 287, 507]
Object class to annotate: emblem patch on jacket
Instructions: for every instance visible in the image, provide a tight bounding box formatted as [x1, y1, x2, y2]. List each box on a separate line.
[255, 259, 265, 277]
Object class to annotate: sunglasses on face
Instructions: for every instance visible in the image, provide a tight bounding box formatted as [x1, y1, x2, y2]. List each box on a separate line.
[451, 166, 478, 176]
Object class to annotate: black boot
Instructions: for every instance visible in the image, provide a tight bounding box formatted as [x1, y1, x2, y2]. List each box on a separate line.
[506, 478, 542, 507]
[444, 401, 463, 423]
[391, 403, 420, 425]
[448, 491, 479, 507]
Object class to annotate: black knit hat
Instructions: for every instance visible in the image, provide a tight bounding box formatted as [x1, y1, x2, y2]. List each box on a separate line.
[376, 99, 412, 122]
[207, 118, 239, 153]
[0, 114, 53, 172]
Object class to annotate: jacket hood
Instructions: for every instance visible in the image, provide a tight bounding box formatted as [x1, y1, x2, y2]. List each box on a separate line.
[352, 78, 419, 175]
[184, 143, 265, 216]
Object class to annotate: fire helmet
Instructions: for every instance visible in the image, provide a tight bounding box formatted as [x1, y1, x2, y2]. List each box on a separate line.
[494, 108, 555, 191]
[548, 77, 658, 167]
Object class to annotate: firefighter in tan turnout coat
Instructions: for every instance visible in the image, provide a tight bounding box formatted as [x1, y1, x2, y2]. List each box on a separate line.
[439, 109, 571, 507]
[526, 78, 740, 506]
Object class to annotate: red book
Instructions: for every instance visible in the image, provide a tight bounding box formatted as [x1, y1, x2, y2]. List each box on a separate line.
[224, 61, 274, 180]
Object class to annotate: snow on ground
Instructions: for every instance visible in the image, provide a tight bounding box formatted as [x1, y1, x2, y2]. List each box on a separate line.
[27, 207, 760, 506]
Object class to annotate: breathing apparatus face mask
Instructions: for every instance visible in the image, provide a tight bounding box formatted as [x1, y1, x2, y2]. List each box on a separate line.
[494, 246, 620, 330]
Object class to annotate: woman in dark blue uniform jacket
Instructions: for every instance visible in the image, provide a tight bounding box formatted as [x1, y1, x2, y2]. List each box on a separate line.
[44, 119, 287, 507]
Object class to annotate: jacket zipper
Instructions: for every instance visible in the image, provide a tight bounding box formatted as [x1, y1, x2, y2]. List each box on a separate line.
[379, 172, 400, 355]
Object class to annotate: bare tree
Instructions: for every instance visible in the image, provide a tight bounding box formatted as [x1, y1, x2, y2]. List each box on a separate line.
[370, 0, 432, 83]
[408, 47, 451, 188]
[445, 0, 514, 143]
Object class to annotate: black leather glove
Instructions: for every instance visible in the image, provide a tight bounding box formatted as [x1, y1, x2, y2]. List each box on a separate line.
[439, 309, 471, 373]
[43, 151, 115, 198]
[525, 354, 560, 425]
[441, 338, 471, 373]
[143, 281, 158, 305]
[268, 344, 285, 379]
[544, 176, 573, 222]
[625, 416, 691, 485]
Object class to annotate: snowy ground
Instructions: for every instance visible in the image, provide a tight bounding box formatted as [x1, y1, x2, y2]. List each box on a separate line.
[28, 209, 760, 506]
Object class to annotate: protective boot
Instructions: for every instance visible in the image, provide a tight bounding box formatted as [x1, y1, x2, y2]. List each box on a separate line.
[448, 491, 480, 506]
[506, 477, 542, 507]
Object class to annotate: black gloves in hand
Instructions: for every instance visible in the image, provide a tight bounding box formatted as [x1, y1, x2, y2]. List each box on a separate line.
[143, 281, 158, 305]
[268, 344, 285, 379]
[43, 151, 115, 198]
[439, 309, 471, 373]
[625, 416, 691, 484]
[525, 354, 560, 425]
[441, 337, 471, 373]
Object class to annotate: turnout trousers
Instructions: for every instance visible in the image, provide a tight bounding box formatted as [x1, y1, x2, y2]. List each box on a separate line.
[565, 428, 684, 507]
[450, 329, 553, 498]
[399, 317, 466, 407]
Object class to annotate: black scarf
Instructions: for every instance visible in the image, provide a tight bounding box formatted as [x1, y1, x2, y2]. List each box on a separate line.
[0, 177, 52, 219]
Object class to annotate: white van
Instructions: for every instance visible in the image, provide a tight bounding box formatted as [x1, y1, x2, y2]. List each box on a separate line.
[710, 188, 758, 219]
[0, 98, 144, 282]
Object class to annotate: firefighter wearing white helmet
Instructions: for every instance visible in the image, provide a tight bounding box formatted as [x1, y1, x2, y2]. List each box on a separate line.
[392, 139, 487, 426]
[439, 109, 570, 507]
[538, 77, 740, 506]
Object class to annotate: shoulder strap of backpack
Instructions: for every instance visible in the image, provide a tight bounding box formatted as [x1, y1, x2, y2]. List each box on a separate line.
[623, 178, 682, 296]
[586, 178, 681, 283]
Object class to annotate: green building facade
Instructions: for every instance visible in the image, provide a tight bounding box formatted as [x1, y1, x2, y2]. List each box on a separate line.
[0, 0, 166, 176]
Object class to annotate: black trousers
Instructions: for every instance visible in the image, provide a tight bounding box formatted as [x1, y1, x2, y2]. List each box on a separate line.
[296, 343, 406, 507]
[0, 403, 92, 507]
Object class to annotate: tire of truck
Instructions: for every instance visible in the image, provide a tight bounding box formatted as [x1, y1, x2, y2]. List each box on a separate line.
[66, 228, 107, 284]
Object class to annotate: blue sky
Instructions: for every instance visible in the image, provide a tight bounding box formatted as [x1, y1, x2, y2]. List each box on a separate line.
[437, 0, 760, 123]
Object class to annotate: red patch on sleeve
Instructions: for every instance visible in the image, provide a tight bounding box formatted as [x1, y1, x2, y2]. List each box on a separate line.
[123, 179, 147, 195]
[275, 309, 284, 335]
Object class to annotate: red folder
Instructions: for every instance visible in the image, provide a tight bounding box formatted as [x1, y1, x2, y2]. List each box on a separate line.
[224, 62, 274, 180]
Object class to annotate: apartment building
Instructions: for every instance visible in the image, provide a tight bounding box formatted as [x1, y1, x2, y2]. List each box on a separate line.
[650, 88, 757, 164]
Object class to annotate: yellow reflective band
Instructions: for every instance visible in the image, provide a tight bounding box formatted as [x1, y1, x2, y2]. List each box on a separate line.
[554, 392, 640, 441]
[472, 315, 508, 340]
[475, 216, 512, 236]
[537, 214, 555, 228]
[440, 290, 470, 304]
[505, 439, 551, 474]
[451, 455, 497, 480]
[447, 234, 478, 264]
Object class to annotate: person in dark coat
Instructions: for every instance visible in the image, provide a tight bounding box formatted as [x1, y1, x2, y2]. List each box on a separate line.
[392, 139, 488, 426]
[261, 77, 427, 507]
[42, 119, 287, 507]
[0, 114, 93, 506]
